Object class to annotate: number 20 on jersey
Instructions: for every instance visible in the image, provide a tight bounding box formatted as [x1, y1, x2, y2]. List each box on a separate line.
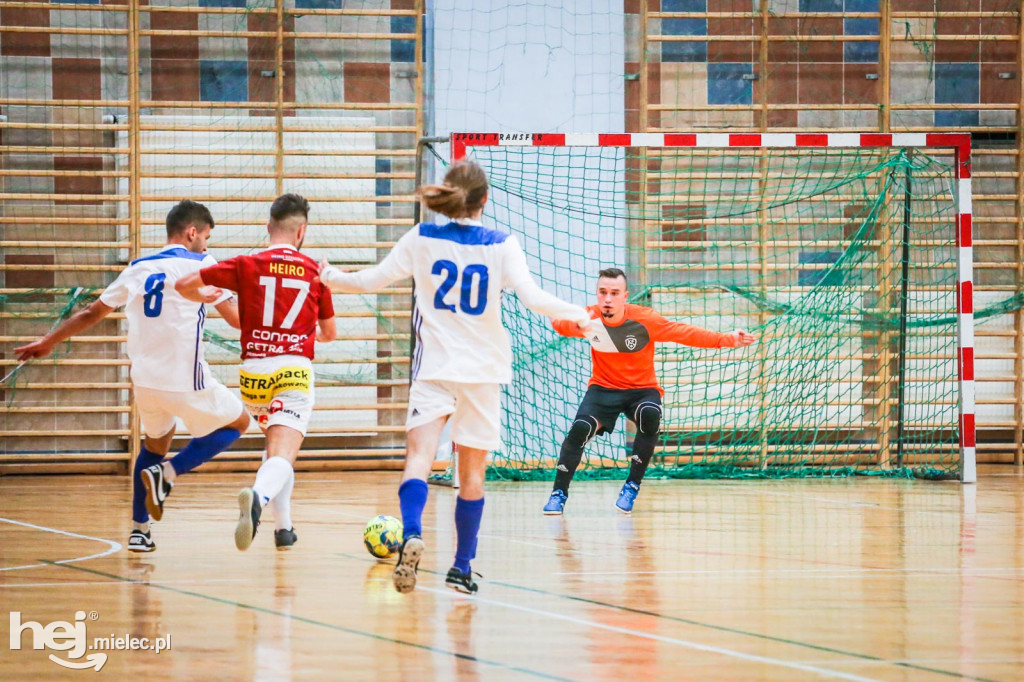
[432, 260, 488, 315]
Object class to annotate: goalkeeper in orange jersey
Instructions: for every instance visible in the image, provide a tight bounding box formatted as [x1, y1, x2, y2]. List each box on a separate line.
[543, 268, 757, 515]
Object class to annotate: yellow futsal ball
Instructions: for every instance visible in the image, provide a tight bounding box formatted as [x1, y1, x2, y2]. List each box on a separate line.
[363, 515, 403, 559]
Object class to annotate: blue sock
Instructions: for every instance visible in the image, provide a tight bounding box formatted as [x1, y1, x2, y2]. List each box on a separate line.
[453, 496, 485, 574]
[398, 478, 428, 538]
[132, 448, 164, 524]
[170, 428, 241, 476]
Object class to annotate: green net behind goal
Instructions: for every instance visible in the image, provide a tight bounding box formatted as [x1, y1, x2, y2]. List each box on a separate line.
[464, 144, 962, 480]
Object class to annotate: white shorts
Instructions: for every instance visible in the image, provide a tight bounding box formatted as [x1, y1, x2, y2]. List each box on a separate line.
[239, 355, 315, 437]
[135, 381, 245, 439]
[407, 380, 501, 452]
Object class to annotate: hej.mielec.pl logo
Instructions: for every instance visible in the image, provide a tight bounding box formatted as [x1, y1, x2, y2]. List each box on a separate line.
[10, 610, 173, 671]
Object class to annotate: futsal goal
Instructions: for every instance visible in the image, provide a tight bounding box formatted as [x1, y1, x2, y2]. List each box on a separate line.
[446, 132, 974, 482]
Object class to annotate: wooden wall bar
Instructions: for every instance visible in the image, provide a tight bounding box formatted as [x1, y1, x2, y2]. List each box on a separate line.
[1, 1, 1021, 472]
[639, 2, 1023, 465]
[0, 0, 424, 474]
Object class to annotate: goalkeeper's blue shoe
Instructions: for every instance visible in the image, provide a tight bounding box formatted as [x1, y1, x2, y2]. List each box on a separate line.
[615, 481, 640, 514]
[543, 489, 568, 515]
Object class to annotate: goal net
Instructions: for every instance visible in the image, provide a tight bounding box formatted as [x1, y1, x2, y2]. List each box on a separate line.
[450, 133, 974, 481]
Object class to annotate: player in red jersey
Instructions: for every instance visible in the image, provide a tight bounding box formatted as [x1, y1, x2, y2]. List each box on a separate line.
[175, 194, 337, 551]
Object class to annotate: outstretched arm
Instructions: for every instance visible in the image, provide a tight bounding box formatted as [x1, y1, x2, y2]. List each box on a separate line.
[503, 238, 591, 328]
[730, 330, 757, 346]
[14, 299, 114, 361]
[320, 232, 414, 294]
[320, 261, 407, 294]
[175, 271, 226, 304]
[552, 313, 594, 338]
[650, 312, 757, 348]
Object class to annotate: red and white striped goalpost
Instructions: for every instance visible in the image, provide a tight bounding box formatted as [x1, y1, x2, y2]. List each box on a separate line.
[451, 132, 976, 483]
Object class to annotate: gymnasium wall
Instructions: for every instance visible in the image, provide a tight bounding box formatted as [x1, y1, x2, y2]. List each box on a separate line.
[0, 0, 423, 473]
[0, 0, 1021, 472]
[430, 0, 628, 305]
[621, 0, 1023, 464]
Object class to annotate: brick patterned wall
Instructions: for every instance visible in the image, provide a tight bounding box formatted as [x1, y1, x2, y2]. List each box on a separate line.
[0, 0, 423, 463]
[1, 1, 1021, 463]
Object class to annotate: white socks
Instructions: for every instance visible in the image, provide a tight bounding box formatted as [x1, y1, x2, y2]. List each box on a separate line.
[270, 468, 294, 531]
[252, 456, 293, 508]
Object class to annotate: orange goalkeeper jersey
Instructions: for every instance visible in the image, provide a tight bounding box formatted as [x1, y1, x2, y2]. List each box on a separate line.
[552, 304, 739, 395]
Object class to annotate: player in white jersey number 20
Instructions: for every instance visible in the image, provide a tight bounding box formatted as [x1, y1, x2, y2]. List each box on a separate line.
[320, 161, 591, 595]
[14, 200, 252, 553]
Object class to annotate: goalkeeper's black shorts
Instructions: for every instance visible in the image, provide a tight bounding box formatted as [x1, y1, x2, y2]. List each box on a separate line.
[574, 384, 661, 436]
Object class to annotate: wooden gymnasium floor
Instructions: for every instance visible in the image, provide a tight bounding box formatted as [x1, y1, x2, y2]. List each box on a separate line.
[1, 468, 1023, 681]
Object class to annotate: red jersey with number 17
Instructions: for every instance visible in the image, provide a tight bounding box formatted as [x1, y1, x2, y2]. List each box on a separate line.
[199, 245, 334, 360]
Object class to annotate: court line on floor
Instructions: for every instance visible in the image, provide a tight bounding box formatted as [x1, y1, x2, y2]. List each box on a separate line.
[415, 585, 879, 682]
[486, 580, 1002, 682]
[601, 543, 1023, 584]
[552, 567, 1024, 577]
[0, 578, 247, 589]
[42, 560, 576, 682]
[784, 658, 1024, 667]
[335, 552, 999, 682]
[0, 517, 122, 573]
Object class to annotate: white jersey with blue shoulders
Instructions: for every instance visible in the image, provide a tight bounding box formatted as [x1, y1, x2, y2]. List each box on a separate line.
[321, 218, 589, 384]
[99, 245, 228, 392]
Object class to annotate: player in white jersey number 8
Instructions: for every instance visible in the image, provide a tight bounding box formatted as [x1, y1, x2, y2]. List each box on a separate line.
[320, 161, 591, 595]
[14, 200, 252, 553]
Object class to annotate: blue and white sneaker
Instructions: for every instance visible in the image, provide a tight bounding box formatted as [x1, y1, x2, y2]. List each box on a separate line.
[543, 489, 568, 515]
[615, 481, 640, 514]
